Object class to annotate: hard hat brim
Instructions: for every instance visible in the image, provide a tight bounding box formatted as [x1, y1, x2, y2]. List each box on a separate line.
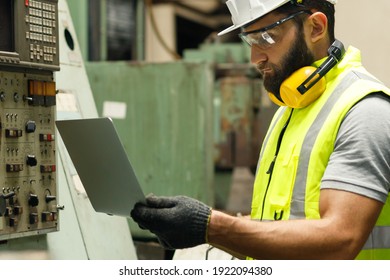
[217, 24, 242, 36]
[217, 0, 289, 36]
[217, 15, 267, 36]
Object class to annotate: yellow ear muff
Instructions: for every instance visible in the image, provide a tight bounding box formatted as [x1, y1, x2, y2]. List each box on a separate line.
[279, 66, 326, 108]
[268, 92, 286, 107]
[267, 40, 345, 108]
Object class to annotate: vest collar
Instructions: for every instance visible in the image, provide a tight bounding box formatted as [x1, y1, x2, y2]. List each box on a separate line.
[312, 46, 362, 83]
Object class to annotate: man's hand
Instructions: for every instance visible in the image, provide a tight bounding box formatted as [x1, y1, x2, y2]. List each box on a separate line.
[131, 195, 212, 250]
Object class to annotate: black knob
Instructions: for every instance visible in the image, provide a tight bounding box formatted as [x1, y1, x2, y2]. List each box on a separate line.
[28, 194, 39, 207]
[26, 155, 38, 167]
[26, 120, 36, 133]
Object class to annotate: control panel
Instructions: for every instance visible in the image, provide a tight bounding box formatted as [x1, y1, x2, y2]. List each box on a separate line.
[0, 0, 59, 241]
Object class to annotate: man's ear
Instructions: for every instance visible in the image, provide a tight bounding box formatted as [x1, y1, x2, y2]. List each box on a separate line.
[307, 12, 328, 43]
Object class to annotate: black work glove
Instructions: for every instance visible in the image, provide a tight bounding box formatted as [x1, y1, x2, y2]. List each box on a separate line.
[131, 195, 212, 250]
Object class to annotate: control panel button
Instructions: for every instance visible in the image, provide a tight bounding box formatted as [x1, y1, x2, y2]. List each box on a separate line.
[29, 213, 39, 225]
[28, 194, 39, 207]
[26, 155, 38, 167]
[26, 120, 37, 133]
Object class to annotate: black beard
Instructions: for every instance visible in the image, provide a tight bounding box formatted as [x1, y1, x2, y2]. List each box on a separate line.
[264, 29, 315, 101]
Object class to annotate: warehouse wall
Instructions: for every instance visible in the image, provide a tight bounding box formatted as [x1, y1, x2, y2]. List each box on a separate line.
[336, 0, 390, 86]
[145, 1, 390, 87]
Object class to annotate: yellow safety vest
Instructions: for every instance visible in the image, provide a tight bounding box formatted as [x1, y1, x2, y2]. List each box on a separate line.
[251, 46, 390, 259]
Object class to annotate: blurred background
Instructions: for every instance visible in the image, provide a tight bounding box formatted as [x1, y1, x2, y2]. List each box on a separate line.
[1, 0, 389, 260]
[65, 0, 390, 258]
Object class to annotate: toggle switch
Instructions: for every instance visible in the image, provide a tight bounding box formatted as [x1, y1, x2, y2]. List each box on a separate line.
[29, 213, 38, 225]
[0, 91, 5, 102]
[5, 206, 13, 216]
[5, 129, 23, 138]
[41, 211, 55, 222]
[45, 195, 56, 203]
[13, 205, 23, 215]
[9, 217, 18, 227]
[6, 164, 24, 172]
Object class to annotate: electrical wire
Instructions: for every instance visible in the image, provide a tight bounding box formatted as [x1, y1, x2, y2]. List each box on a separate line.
[145, 0, 181, 60]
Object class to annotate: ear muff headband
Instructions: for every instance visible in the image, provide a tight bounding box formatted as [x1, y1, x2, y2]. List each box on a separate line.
[269, 40, 346, 108]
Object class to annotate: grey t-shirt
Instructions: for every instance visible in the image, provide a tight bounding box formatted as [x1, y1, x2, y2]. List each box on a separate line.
[321, 93, 390, 203]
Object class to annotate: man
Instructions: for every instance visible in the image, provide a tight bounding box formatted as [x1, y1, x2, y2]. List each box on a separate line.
[131, 0, 390, 259]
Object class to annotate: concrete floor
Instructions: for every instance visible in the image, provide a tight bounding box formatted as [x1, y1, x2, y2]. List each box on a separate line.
[223, 167, 255, 215]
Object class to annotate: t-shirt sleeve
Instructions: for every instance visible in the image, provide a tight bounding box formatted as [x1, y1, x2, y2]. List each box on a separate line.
[321, 93, 390, 203]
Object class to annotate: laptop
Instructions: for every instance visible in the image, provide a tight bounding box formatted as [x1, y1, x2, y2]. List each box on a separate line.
[56, 117, 145, 217]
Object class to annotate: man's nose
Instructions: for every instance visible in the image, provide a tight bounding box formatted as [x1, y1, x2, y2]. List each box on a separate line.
[250, 45, 268, 65]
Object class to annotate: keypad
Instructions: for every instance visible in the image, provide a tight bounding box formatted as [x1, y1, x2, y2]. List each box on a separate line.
[25, 1, 57, 64]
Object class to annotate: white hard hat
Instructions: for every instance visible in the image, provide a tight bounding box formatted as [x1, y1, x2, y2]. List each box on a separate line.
[218, 0, 337, 36]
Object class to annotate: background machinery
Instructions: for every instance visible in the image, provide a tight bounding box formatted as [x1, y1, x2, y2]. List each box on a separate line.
[0, 0, 137, 259]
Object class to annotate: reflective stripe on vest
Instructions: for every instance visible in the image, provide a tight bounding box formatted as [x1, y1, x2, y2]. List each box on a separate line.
[290, 70, 379, 219]
[363, 226, 390, 250]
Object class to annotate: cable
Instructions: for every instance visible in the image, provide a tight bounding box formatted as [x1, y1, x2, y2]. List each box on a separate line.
[145, 0, 181, 60]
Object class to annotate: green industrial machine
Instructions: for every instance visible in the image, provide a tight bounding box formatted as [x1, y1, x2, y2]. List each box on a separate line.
[86, 61, 215, 240]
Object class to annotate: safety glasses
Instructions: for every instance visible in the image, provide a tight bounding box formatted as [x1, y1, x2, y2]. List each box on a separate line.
[239, 10, 312, 49]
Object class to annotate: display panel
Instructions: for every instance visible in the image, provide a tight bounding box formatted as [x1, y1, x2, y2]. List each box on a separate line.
[0, 0, 14, 52]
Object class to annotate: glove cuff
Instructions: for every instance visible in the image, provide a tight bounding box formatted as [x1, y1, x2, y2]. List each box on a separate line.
[188, 201, 212, 247]
[205, 208, 212, 244]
